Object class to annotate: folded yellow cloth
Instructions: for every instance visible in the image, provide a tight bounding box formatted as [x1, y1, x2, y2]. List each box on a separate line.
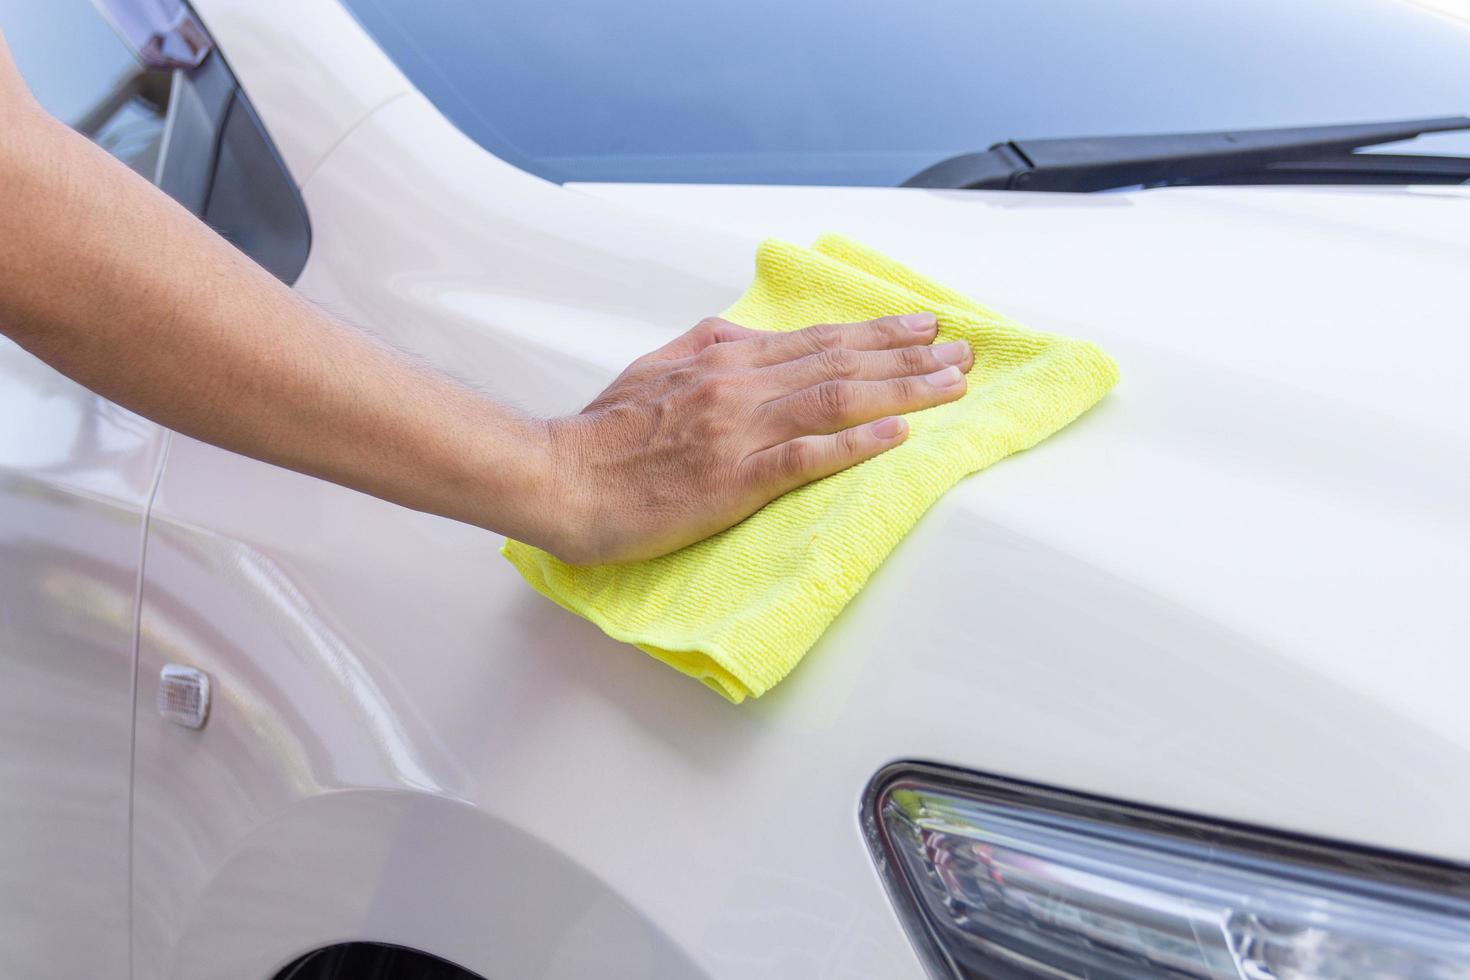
[503, 235, 1118, 702]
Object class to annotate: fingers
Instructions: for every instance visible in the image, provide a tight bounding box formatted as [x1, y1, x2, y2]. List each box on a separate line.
[742, 416, 910, 497]
[757, 367, 967, 442]
[760, 340, 972, 391]
[743, 313, 939, 365]
[649, 316, 762, 361]
[656, 312, 943, 369]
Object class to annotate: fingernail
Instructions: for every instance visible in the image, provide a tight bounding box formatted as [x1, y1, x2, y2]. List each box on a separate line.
[925, 366, 964, 388]
[871, 416, 906, 439]
[934, 341, 970, 366]
[900, 312, 936, 333]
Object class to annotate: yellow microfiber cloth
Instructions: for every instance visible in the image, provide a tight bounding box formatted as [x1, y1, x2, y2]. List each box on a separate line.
[503, 235, 1118, 702]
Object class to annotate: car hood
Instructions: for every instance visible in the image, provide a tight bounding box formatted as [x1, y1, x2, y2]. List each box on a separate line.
[566, 178, 1470, 848]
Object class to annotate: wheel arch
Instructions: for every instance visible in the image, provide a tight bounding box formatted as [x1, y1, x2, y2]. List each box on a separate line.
[272, 942, 483, 979]
[156, 788, 704, 979]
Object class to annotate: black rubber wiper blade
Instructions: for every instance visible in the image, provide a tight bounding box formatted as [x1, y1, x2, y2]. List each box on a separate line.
[902, 116, 1470, 192]
[1186, 152, 1470, 186]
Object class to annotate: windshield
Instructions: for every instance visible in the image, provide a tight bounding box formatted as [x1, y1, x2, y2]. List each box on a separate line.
[342, 0, 1470, 187]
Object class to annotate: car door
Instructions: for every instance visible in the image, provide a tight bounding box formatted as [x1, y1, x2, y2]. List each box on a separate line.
[0, 2, 174, 976]
[0, 2, 309, 975]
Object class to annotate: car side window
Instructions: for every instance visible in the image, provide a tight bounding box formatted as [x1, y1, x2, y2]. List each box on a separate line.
[0, 0, 171, 178]
[1, 0, 311, 284]
[154, 51, 312, 283]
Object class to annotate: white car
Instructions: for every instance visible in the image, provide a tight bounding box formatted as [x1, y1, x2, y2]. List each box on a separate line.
[3, 0, 1470, 977]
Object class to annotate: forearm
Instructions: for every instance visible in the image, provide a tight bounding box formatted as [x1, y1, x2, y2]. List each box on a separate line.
[0, 95, 560, 545]
[0, 31, 966, 566]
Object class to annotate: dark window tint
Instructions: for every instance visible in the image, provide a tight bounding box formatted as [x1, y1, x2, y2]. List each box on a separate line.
[341, 0, 1470, 187]
[202, 90, 312, 283]
[151, 51, 312, 284]
[0, 0, 170, 177]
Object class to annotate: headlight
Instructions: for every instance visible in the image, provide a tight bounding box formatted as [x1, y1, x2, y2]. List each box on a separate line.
[864, 763, 1470, 979]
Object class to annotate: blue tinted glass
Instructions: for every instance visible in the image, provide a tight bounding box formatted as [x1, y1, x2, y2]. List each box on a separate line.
[0, 0, 170, 177]
[342, 0, 1470, 186]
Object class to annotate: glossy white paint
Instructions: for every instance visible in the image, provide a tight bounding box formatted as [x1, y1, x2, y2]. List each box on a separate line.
[0, 338, 166, 979]
[3, 0, 1469, 977]
[128, 88, 1470, 980]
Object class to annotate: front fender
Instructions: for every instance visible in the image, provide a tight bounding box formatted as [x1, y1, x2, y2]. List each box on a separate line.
[162, 788, 705, 979]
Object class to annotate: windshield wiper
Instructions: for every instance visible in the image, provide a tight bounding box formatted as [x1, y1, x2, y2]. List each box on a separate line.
[903, 116, 1470, 192]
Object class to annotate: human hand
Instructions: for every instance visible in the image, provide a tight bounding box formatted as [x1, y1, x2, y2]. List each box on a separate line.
[542, 313, 971, 564]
